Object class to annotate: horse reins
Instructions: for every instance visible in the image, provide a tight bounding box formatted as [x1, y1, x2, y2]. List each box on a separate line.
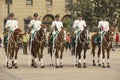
[55, 31, 64, 48]
[102, 30, 114, 48]
[78, 30, 87, 47]
[34, 29, 45, 44]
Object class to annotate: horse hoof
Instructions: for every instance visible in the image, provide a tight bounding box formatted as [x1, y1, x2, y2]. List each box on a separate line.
[7, 62, 8, 68]
[60, 65, 63, 68]
[98, 64, 101, 66]
[93, 64, 96, 66]
[34, 64, 37, 68]
[75, 64, 78, 66]
[31, 60, 34, 67]
[78, 63, 81, 68]
[14, 66, 18, 69]
[107, 65, 111, 68]
[8, 66, 12, 69]
[14, 64, 18, 69]
[31, 64, 34, 67]
[56, 66, 59, 68]
[34, 66, 37, 68]
[41, 66, 45, 68]
[102, 65, 105, 68]
[83, 64, 87, 68]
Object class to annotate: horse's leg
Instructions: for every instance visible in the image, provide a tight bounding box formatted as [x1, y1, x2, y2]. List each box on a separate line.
[11, 49, 15, 67]
[14, 48, 19, 69]
[31, 48, 34, 67]
[83, 47, 87, 68]
[92, 44, 96, 66]
[33, 48, 38, 68]
[50, 47, 54, 66]
[33, 53, 37, 68]
[40, 46, 45, 68]
[74, 43, 78, 66]
[8, 49, 13, 69]
[38, 51, 41, 61]
[98, 45, 101, 66]
[78, 45, 82, 68]
[6, 45, 10, 68]
[5, 44, 8, 67]
[102, 48, 105, 68]
[106, 47, 111, 68]
[60, 47, 64, 68]
[55, 48, 59, 68]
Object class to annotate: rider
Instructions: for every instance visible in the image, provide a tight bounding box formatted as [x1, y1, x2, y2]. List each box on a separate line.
[48, 14, 63, 45]
[5, 13, 19, 41]
[72, 14, 89, 51]
[48, 14, 63, 53]
[73, 14, 87, 35]
[96, 15, 109, 44]
[29, 13, 42, 41]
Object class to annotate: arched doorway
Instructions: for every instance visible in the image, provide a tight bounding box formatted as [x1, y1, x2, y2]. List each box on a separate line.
[42, 14, 54, 32]
[62, 14, 71, 31]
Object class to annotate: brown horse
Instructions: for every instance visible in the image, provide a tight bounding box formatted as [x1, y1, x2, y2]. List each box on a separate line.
[49, 28, 65, 68]
[74, 27, 90, 68]
[30, 28, 46, 68]
[6, 28, 23, 69]
[91, 27, 115, 68]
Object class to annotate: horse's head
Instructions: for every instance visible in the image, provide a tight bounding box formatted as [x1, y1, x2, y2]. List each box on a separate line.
[82, 26, 90, 39]
[13, 28, 24, 42]
[58, 27, 66, 42]
[38, 27, 46, 40]
[106, 26, 116, 42]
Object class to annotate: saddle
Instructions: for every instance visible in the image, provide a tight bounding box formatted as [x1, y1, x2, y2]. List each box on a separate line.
[94, 31, 106, 44]
[49, 31, 59, 45]
[72, 30, 81, 42]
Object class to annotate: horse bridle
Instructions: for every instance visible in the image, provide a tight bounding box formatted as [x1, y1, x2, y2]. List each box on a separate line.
[103, 29, 115, 48]
[9, 33, 21, 48]
[55, 31, 64, 48]
[78, 29, 88, 44]
[34, 29, 45, 44]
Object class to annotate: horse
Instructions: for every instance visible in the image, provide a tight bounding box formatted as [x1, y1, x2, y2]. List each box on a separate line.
[6, 28, 23, 69]
[73, 27, 90, 68]
[91, 26, 115, 68]
[30, 27, 46, 68]
[49, 28, 66, 68]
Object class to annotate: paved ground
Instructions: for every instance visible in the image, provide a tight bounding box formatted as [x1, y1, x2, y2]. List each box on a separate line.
[0, 47, 120, 80]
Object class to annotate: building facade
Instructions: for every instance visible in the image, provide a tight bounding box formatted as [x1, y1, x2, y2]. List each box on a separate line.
[0, 0, 74, 33]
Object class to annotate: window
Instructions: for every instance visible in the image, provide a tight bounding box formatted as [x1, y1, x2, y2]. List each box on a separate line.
[46, 0, 52, 6]
[26, 0, 33, 5]
[5, 0, 13, 4]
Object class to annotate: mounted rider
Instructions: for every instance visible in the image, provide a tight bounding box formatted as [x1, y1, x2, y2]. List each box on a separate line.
[29, 13, 42, 41]
[73, 14, 87, 35]
[72, 14, 90, 49]
[48, 14, 63, 45]
[5, 13, 19, 42]
[95, 15, 109, 44]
